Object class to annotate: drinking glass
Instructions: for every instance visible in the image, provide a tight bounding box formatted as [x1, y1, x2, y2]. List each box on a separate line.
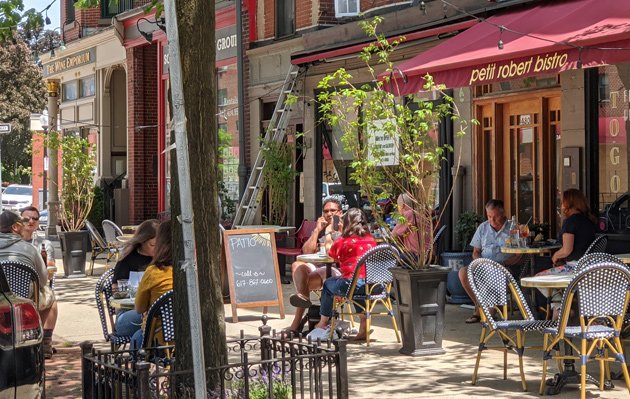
[118, 279, 129, 293]
[128, 285, 138, 299]
[519, 224, 530, 247]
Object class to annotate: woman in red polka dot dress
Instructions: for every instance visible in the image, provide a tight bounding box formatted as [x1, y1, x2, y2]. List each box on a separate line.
[307, 207, 376, 341]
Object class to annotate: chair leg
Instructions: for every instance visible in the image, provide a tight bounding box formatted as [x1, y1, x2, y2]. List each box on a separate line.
[517, 331, 527, 391]
[472, 328, 488, 385]
[386, 298, 401, 343]
[540, 333, 549, 395]
[580, 339, 587, 399]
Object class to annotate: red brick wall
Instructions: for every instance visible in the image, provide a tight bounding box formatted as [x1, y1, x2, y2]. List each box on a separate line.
[242, 11, 251, 169]
[296, 0, 313, 30]
[127, 45, 159, 224]
[263, 0, 275, 38]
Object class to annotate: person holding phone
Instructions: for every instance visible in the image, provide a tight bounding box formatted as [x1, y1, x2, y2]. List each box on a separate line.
[283, 197, 343, 336]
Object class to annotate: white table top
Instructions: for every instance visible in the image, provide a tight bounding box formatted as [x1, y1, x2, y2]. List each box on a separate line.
[109, 297, 135, 310]
[235, 225, 296, 233]
[501, 244, 562, 254]
[521, 273, 574, 289]
[296, 254, 336, 264]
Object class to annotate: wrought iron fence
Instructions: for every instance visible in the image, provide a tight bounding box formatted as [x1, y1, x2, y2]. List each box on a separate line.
[81, 330, 348, 399]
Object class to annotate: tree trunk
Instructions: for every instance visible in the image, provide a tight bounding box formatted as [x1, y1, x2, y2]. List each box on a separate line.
[171, 0, 227, 391]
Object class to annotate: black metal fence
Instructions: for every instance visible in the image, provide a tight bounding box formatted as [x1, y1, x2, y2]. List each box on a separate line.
[81, 331, 348, 399]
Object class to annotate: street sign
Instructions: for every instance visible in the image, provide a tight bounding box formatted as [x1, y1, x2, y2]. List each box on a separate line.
[0, 123, 10, 134]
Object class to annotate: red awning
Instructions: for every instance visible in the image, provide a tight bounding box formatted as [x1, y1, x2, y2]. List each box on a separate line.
[387, 0, 630, 95]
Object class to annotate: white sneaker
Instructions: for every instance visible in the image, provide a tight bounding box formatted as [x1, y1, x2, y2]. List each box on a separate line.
[307, 326, 339, 341]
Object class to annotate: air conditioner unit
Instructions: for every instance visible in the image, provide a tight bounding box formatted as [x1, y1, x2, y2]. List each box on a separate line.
[217, 66, 228, 74]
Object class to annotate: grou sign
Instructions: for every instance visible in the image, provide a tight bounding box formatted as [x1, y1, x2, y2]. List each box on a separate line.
[216, 25, 237, 62]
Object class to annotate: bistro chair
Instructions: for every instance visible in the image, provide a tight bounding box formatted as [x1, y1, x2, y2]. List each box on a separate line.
[142, 290, 175, 360]
[467, 258, 556, 391]
[276, 220, 318, 258]
[425, 225, 447, 264]
[95, 269, 133, 350]
[330, 244, 401, 346]
[85, 220, 111, 275]
[539, 262, 630, 399]
[584, 235, 608, 255]
[0, 260, 40, 308]
[102, 219, 124, 268]
[575, 252, 625, 274]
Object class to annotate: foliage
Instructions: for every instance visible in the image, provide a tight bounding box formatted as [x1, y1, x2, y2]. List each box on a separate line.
[87, 185, 104, 227]
[43, 131, 96, 231]
[0, 30, 46, 182]
[260, 132, 301, 226]
[317, 16, 474, 269]
[208, 369, 292, 399]
[455, 211, 484, 251]
[0, 0, 44, 42]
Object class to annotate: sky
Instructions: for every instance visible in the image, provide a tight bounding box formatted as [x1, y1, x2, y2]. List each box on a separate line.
[23, 0, 61, 29]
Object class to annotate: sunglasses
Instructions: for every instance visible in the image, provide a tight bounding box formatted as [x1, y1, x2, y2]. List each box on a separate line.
[29, 217, 39, 221]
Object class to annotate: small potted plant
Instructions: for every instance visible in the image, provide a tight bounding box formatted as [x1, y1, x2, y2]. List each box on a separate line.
[530, 219, 550, 241]
[442, 211, 484, 304]
[47, 131, 96, 277]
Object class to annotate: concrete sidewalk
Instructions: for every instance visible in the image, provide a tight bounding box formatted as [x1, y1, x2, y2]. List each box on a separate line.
[47, 244, 630, 398]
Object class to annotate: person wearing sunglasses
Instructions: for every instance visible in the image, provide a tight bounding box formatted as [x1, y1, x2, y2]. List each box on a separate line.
[0, 210, 57, 359]
[20, 206, 55, 268]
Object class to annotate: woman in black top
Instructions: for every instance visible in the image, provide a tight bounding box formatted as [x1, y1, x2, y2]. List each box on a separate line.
[112, 219, 160, 336]
[551, 189, 598, 265]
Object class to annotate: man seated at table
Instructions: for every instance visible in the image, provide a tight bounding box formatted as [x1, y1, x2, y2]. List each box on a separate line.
[458, 199, 521, 324]
[283, 197, 343, 335]
[0, 210, 57, 358]
[20, 207, 55, 268]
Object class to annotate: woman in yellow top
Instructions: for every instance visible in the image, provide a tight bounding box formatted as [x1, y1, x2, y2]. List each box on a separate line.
[131, 220, 173, 348]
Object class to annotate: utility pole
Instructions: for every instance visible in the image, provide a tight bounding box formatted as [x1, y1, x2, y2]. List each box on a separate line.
[45, 81, 60, 239]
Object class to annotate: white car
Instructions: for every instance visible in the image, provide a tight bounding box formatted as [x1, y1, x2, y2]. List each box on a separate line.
[2, 184, 33, 211]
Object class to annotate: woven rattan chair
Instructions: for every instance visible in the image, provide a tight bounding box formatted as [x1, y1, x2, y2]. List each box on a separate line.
[95, 269, 133, 350]
[102, 219, 124, 268]
[329, 244, 401, 346]
[142, 290, 175, 356]
[467, 258, 556, 391]
[575, 252, 624, 274]
[585, 235, 608, 255]
[1, 260, 40, 308]
[539, 262, 630, 399]
[85, 220, 111, 275]
[425, 225, 447, 264]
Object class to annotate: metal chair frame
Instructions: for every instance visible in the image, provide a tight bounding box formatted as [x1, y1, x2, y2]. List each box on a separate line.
[102, 219, 124, 269]
[467, 258, 557, 391]
[584, 235, 608, 255]
[95, 269, 132, 350]
[330, 244, 401, 346]
[0, 260, 40, 308]
[539, 262, 630, 399]
[142, 290, 175, 358]
[425, 225, 447, 264]
[85, 220, 111, 275]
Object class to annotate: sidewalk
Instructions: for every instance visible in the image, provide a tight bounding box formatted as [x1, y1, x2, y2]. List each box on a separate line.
[46, 244, 630, 398]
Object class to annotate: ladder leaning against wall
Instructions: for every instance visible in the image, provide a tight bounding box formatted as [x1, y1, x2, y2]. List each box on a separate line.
[233, 64, 303, 227]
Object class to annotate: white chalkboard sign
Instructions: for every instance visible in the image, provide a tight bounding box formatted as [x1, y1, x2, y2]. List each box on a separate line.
[223, 228, 285, 322]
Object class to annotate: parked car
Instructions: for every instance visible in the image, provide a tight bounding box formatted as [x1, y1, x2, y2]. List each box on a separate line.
[1, 185, 33, 211]
[600, 192, 630, 233]
[0, 267, 45, 397]
[38, 209, 48, 231]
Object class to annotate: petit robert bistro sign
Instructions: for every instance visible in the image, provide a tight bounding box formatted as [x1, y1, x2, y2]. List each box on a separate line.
[43, 48, 96, 78]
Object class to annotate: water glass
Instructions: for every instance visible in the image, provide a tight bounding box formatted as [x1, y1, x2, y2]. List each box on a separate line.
[128, 285, 138, 299]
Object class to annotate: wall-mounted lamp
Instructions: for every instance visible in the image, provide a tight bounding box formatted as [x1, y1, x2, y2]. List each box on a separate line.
[137, 17, 167, 45]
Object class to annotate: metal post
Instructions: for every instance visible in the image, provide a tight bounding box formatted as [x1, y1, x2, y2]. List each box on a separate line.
[42, 126, 48, 210]
[80, 341, 94, 399]
[236, 0, 247, 199]
[162, 0, 207, 397]
[45, 80, 60, 239]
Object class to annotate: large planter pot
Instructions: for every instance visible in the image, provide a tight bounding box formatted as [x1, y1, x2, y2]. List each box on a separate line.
[390, 266, 450, 356]
[441, 251, 474, 304]
[59, 231, 89, 278]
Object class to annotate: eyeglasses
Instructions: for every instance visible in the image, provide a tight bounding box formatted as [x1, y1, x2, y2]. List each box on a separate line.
[26, 217, 39, 221]
[323, 209, 340, 213]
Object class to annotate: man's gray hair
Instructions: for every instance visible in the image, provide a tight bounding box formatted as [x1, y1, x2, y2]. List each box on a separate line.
[398, 193, 413, 208]
[323, 196, 342, 210]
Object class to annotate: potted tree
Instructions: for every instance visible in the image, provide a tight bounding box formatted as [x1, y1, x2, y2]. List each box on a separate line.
[48, 131, 96, 277]
[443, 211, 484, 304]
[317, 17, 474, 356]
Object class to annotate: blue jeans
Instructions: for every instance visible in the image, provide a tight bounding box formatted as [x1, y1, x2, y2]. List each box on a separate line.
[131, 328, 144, 349]
[319, 277, 365, 317]
[115, 309, 143, 337]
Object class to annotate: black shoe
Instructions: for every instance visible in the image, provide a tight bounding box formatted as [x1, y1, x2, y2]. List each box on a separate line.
[290, 294, 312, 308]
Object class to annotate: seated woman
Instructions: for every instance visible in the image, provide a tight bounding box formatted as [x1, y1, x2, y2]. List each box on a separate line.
[131, 220, 173, 349]
[536, 189, 598, 318]
[391, 193, 431, 267]
[307, 208, 376, 341]
[112, 219, 160, 337]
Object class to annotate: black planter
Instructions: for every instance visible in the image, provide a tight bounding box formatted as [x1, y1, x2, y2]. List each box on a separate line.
[390, 266, 450, 356]
[441, 251, 474, 304]
[59, 231, 89, 278]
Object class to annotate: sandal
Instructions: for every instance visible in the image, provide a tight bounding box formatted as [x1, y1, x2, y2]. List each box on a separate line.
[465, 314, 482, 324]
[289, 294, 312, 309]
[281, 327, 300, 337]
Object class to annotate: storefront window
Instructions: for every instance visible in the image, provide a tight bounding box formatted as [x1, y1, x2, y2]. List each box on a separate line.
[80, 76, 95, 98]
[62, 81, 78, 101]
[597, 64, 630, 233]
[217, 63, 240, 218]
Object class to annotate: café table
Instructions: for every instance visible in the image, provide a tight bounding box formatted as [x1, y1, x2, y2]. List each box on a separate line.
[501, 243, 562, 276]
[116, 235, 133, 243]
[109, 297, 135, 311]
[235, 225, 296, 233]
[297, 253, 337, 278]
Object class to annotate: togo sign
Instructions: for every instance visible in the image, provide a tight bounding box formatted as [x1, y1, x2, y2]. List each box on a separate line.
[216, 25, 237, 61]
[43, 48, 96, 78]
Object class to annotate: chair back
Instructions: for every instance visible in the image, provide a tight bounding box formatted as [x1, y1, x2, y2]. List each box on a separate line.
[0, 260, 40, 308]
[142, 290, 175, 347]
[425, 225, 447, 263]
[102, 219, 123, 245]
[86, 220, 108, 250]
[346, 244, 398, 298]
[95, 269, 116, 339]
[575, 252, 625, 274]
[585, 234, 608, 255]
[297, 220, 318, 246]
[467, 258, 534, 330]
[557, 262, 630, 331]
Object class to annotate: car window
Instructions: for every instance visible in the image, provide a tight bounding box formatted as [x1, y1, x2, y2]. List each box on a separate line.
[3, 186, 31, 195]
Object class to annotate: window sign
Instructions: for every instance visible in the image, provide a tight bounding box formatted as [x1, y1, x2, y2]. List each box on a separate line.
[367, 119, 399, 166]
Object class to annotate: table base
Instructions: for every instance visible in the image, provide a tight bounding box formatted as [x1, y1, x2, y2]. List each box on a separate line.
[544, 369, 614, 395]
